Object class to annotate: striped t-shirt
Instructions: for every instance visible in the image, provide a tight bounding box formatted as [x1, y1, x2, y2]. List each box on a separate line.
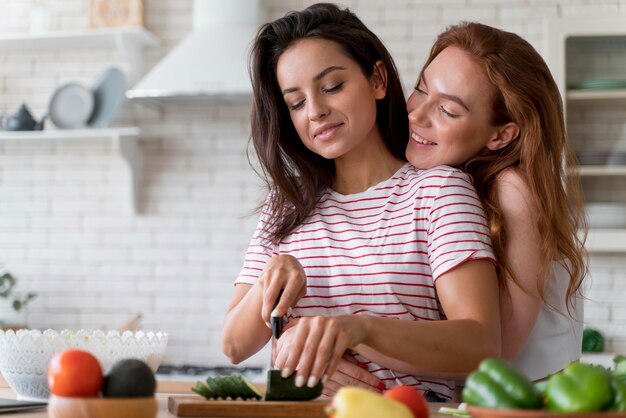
[235, 163, 496, 400]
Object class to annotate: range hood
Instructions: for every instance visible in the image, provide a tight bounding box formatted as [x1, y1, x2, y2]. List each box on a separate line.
[126, 0, 260, 105]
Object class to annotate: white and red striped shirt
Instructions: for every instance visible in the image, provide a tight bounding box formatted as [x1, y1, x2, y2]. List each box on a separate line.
[235, 163, 496, 400]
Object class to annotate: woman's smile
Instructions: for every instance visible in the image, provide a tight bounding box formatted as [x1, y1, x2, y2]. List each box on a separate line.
[314, 123, 344, 141]
[410, 131, 437, 146]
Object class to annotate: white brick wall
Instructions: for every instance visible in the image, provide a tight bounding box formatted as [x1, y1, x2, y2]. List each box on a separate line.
[1, 0, 626, 368]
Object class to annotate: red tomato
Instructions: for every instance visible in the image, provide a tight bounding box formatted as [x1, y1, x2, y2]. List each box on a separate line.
[384, 385, 429, 418]
[48, 349, 104, 397]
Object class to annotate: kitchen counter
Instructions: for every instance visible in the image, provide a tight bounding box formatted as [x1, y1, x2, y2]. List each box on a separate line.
[0, 375, 453, 417]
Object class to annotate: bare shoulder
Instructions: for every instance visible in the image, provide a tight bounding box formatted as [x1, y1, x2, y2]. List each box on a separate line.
[495, 168, 536, 218]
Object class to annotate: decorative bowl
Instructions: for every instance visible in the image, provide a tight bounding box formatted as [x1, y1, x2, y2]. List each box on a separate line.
[0, 329, 168, 401]
[48, 395, 157, 418]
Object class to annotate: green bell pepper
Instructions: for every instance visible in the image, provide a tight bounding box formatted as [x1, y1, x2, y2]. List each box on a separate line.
[545, 362, 613, 413]
[609, 375, 626, 412]
[462, 358, 543, 409]
[533, 380, 548, 398]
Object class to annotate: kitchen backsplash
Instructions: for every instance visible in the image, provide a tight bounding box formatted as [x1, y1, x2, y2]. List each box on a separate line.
[1, 0, 626, 367]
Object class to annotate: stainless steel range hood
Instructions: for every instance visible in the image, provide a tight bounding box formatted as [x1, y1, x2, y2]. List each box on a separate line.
[126, 0, 260, 105]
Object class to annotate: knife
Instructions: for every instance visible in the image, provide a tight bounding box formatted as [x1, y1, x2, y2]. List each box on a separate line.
[270, 290, 284, 369]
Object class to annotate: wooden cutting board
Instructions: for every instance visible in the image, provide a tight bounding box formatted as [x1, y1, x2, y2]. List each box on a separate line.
[168, 396, 330, 417]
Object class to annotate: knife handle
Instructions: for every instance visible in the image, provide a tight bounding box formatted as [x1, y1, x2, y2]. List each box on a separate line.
[271, 289, 284, 339]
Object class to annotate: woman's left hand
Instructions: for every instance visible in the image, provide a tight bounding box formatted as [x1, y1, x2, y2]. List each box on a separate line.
[320, 354, 384, 396]
[273, 315, 368, 388]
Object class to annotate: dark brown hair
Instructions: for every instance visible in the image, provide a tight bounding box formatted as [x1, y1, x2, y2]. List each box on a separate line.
[249, 3, 408, 243]
[420, 22, 587, 310]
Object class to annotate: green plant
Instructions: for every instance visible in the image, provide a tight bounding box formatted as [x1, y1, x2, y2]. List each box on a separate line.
[582, 327, 605, 352]
[0, 270, 36, 312]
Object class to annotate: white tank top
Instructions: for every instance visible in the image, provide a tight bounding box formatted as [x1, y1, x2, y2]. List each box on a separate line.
[511, 262, 583, 381]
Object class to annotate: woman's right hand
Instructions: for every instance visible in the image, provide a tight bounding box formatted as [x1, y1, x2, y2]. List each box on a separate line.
[259, 254, 307, 323]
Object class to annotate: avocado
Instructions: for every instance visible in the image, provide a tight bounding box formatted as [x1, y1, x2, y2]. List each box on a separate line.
[102, 358, 156, 398]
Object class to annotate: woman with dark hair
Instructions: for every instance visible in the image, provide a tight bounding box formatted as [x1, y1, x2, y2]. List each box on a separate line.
[222, 4, 501, 400]
[405, 22, 587, 381]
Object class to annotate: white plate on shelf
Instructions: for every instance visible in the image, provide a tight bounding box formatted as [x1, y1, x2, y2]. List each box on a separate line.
[87, 67, 126, 128]
[48, 83, 95, 129]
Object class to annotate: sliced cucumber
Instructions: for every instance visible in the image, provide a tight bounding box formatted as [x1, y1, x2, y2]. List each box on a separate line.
[212, 376, 232, 398]
[235, 375, 263, 399]
[264, 370, 323, 401]
[205, 376, 223, 398]
[193, 375, 262, 400]
[223, 376, 243, 399]
[191, 381, 214, 398]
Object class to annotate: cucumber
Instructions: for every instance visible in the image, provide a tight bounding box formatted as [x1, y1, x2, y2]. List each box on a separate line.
[264, 370, 323, 401]
[213, 376, 233, 398]
[223, 376, 243, 399]
[191, 381, 214, 398]
[192, 372, 321, 401]
[235, 375, 263, 399]
[205, 376, 223, 398]
[192, 375, 262, 400]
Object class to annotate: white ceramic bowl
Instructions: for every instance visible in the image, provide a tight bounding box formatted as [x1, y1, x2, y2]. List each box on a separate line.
[0, 329, 168, 401]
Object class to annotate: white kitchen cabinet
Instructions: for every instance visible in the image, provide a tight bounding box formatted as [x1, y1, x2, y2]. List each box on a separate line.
[545, 16, 626, 252]
[0, 127, 143, 214]
[0, 27, 159, 83]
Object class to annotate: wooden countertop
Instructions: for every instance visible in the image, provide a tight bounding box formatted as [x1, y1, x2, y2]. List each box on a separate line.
[0, 375, 454, 417]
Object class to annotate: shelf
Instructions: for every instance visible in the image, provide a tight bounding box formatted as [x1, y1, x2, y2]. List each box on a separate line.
[546, 16, 626, 253]
[0, 27, 159, 50]
[0, 27, 160, 83]
[585, 229, 626, 253]
[571, 166, 626, 176]
[0, 127, 143, 214]
[567, 88, 626, 101]
[0, 127, 138, 141]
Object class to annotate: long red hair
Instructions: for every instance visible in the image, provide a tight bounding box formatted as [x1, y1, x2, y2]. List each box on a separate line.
[421, 22, 587, 312]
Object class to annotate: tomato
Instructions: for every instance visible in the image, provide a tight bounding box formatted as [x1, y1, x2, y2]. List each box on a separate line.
[48, 349, 104, 397]
[384, 385, 429, 418]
